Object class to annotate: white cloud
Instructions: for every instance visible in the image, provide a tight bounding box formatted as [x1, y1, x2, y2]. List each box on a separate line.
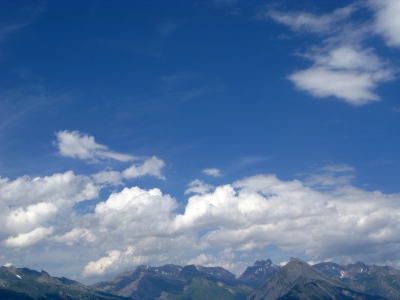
[0, 171, 99, 207]
[312, 46, 382, 71]
[0, 171, 100, 246]
[371, 0, 400, 47]
[81, 250, 121, 278]
[183, 249, 239, 272]
[322, 164, 355, 173]
[55, 130, 166, 180]
[7, 202, 58, 234]
[51, 228, 96, 246]
[54, 130, 136, 162]
[92, 170, 123, 185]
[202, 168, 221, 177]
[48, 174, 400, 276]
[305, 164, 356, 187]
[288, 46, 394, 105]
[268, 4, 396, 105]
[81, 247, 149, 278]
[268, 5, 356, 33]
[122, 156, 166, 180]
[92, 157, 166, 184]
[3, 226, 54, 248]
[2, 167, 400, 278]
[288, 67, 380, 105]
[185, 253, 215, 266]
[185, 179, 214, 195]
[89, 186, 178, 243]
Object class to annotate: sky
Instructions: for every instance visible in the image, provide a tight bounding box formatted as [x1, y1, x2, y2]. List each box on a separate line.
[1, 0, 400, 284]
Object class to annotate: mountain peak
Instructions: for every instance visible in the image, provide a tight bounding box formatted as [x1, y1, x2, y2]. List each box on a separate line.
[239, 259, 280, 288]
[254, 259, 273, 267]
[288, 257, 307, 264]
[247, 258, 345, 300]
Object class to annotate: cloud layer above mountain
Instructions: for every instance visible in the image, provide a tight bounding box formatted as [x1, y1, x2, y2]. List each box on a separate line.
[1, 133, 399, 281]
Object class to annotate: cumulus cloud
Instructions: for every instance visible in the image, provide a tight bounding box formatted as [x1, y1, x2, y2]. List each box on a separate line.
[267, 3, 397, 105]
[70, 172, 400, 278]
[185, 253, 215, 266]
[81, 247, 149, 278]
[122, 156, 166, 180]
[3, 226, 54, 248]
[0, 171, 100, 247]
[183, 249, 238, 271]
[202, 168, 221, 177]
[81, 250, 121, 278]
[0, 171, 99, 207]
[51, 228, 96, 246]
[2, 166, 400, 278]
[54, 130, 136, 162]
[7, 202, 58, 234]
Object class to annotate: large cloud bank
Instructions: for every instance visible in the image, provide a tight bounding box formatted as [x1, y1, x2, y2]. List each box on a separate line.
[1, 147, 400, 280]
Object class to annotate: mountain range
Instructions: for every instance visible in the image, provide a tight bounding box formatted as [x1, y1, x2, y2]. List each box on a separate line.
[0, 263, 130, 300]
[1, 258, 399, 300]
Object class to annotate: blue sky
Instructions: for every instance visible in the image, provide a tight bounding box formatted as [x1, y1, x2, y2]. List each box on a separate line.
[1, 0, 400, 284]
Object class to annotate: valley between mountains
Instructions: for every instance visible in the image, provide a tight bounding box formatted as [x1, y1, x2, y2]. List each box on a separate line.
[1, 258, 399, 300]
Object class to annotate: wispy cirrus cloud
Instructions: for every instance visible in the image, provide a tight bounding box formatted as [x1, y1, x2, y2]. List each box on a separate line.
[268, 5, 356, 34]
[54, 130, 137, 163]
[0, 4, 44, 43]
[266, 1, 398, 106]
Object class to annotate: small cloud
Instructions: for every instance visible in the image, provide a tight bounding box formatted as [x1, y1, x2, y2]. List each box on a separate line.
[185, 179, 214, 195]
[54, 130, 137, 163]
[184, 253, 215, 266]
[92, 169, 123, 185]
[392, 107, 400, 112]
[287, 46, 394, 106]
[203, 168, 221, 177]
[122, 156, 166, 180]
[323, 164, 355, 173]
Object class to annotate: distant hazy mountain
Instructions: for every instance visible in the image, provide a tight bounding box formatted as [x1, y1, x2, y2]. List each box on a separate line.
[2, 259, 399, 300]
[0, 264, 130, 300]
[238, 259, 280, 288]
[246, 258, 386, 300]
[91, 264, 252, 300]
[314, 261, 400, 300]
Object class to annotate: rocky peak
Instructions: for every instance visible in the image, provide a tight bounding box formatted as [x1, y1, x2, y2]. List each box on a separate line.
[239, 259, 280, 288]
